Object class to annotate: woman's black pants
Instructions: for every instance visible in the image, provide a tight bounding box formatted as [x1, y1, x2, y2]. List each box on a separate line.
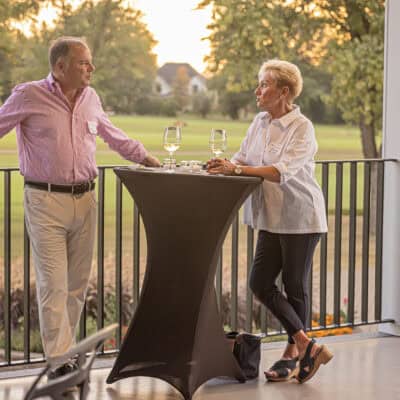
[249, 230, 321, 344]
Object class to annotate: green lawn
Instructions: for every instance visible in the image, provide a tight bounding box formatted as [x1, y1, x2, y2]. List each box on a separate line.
[0, 114, 378, 261]
[0, 114, 366, 166]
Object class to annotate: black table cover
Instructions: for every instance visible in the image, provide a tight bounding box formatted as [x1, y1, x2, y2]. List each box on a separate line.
[106, 167, 262, 399]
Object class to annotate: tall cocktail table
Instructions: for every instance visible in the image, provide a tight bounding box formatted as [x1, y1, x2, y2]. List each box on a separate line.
[106, 167, 261, 399]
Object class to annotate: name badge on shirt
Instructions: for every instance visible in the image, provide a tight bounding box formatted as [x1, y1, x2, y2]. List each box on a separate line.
[87, 121, 98, 135]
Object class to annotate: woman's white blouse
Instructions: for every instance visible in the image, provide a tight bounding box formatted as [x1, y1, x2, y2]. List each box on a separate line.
[232, 106, 328, 233]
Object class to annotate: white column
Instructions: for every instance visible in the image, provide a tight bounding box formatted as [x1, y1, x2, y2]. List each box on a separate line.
[380, 0, 400, 335]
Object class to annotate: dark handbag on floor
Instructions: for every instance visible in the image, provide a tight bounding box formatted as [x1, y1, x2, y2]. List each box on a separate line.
[225, 331, 261, 379]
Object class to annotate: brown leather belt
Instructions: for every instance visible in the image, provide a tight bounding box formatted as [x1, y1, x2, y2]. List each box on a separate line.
[24, 180, 95, 195]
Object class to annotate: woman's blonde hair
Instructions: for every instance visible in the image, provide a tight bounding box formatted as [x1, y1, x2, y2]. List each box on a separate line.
[259, 59, 303, 101]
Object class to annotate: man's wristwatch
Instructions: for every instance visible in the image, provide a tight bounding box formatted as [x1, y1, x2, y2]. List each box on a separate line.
[234, 166, 242, 175]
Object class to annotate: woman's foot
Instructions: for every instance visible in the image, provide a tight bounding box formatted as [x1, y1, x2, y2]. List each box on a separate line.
[296, 339, 333, 383]
[264, 344, 299, 381]
[264, 357, 298, 382]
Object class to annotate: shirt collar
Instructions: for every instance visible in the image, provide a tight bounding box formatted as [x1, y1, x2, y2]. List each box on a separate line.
[279, 105, 301, 128]
[45, 72, 86, 98]
[46, 73, 58, 93]
[261, 105, 301, 128]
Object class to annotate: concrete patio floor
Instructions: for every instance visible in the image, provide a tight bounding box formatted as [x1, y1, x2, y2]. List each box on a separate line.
[0, 332, 399, 400]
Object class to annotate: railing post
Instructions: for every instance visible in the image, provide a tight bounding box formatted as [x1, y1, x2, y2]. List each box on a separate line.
[115, 176, 123, 347]
[347, 162, 357, 324]
[97, 168, 105, 332]
[230, 215, 239, 331]
[361, 162, 371, 323]
[79, 304, 87, 341]
[245, 226, 254, 333]
[319, 163, 329, 327]
[374, 162, 384, 321]
[3, 171, 11, 364]
[23, 221, 31, 361]
[133, 203, 140, 311]
[215, 251, 223, 312]
[334, 163, 343, 325]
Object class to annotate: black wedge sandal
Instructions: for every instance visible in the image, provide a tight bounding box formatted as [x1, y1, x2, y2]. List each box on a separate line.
[264, 358, 299, 382]
[296, 339, 333, 383]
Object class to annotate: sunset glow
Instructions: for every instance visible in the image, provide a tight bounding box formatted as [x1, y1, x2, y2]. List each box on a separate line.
[14, 0, 212, 74]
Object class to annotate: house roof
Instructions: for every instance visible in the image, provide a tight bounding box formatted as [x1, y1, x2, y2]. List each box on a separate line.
[157, 63, 206, 85]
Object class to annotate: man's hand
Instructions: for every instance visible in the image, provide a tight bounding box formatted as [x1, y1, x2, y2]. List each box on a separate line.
[142, 154, 161, 167]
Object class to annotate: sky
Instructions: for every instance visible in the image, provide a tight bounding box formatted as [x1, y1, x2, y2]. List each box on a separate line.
[32, 0, 213, 74]
[133, 0, 212, 73]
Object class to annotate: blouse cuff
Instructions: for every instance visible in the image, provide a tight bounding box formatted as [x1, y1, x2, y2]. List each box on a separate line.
[272, 162, 290, 184]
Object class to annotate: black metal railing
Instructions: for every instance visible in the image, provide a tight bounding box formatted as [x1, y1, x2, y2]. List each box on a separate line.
[0, 159, 396, 368]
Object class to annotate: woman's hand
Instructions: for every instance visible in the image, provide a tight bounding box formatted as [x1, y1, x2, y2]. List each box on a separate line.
[207, 158, 281, 182]
[206, 158, 236, 175]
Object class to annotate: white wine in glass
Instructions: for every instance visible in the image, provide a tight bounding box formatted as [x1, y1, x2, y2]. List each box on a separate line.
[164, 143, 180, 154]
[163, 126, 181, 169]
[209, 128, 227, 157]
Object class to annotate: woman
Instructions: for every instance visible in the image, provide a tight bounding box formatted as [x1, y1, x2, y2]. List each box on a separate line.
[207, 59, 333, 383]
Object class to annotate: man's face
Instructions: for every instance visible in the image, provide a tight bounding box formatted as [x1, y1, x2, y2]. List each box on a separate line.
[62, 44, 95, 89]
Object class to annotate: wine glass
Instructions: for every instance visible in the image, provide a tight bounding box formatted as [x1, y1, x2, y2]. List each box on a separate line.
[209, 128, 227, 158]
[163, 126, 181, 170]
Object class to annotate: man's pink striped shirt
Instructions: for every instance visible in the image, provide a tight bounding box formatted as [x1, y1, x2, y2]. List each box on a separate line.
[0, 74, 147, 184]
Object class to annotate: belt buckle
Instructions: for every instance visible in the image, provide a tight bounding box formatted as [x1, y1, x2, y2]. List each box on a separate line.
[71, 183, 82, 195]
[82, 181, 90, 193]
[72, 181, 90, 195]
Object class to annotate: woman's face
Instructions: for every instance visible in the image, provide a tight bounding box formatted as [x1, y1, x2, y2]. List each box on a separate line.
[254, 70, 284, 112]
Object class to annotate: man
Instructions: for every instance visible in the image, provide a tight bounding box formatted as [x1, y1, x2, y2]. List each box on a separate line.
[0, 36, 160, 376]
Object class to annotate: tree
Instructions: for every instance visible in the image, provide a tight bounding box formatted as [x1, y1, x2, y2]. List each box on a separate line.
[320, 0, 385, 158]
[197, 0, 340, 121]
[65, 0, 157, 113]
[0, 0, 44, 101]
[8, 0, 158, 114]
[206, 72, 254, 119]
[316, 0, 385, 232]
[298, 62, 343, 124]
[199, 1, 323, 86]
[198, 0, 384, 156]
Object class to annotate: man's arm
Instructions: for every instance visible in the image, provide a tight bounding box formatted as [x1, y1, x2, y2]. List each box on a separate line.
[0, 86, 27, 138]
[94, 92, 160, 166]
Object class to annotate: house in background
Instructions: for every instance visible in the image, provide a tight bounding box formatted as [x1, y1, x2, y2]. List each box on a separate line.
[155, 62, 207, 96]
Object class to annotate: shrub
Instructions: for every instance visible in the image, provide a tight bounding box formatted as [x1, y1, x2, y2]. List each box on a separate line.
[192, 92, 212, 118]
[134, 96, 178, 117]
[135, 96, 162, 115]
[0, 286, 40, 330]
[85, 281, 134, 327]
[220, 290, 281, 332]
[159, 98, 178, 117]
[0, 281, 135, 354]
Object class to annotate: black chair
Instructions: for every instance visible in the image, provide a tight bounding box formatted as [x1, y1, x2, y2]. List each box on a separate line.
[24, 324, 118, 400]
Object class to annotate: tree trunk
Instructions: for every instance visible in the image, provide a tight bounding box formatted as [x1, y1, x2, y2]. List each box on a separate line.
[91, 0, 114, 59]
[359, 117, 379, 235]
[359, 117, 378, 159]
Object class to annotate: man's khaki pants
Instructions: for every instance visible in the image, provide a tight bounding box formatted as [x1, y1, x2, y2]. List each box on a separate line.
[24, 187, 96, 359]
